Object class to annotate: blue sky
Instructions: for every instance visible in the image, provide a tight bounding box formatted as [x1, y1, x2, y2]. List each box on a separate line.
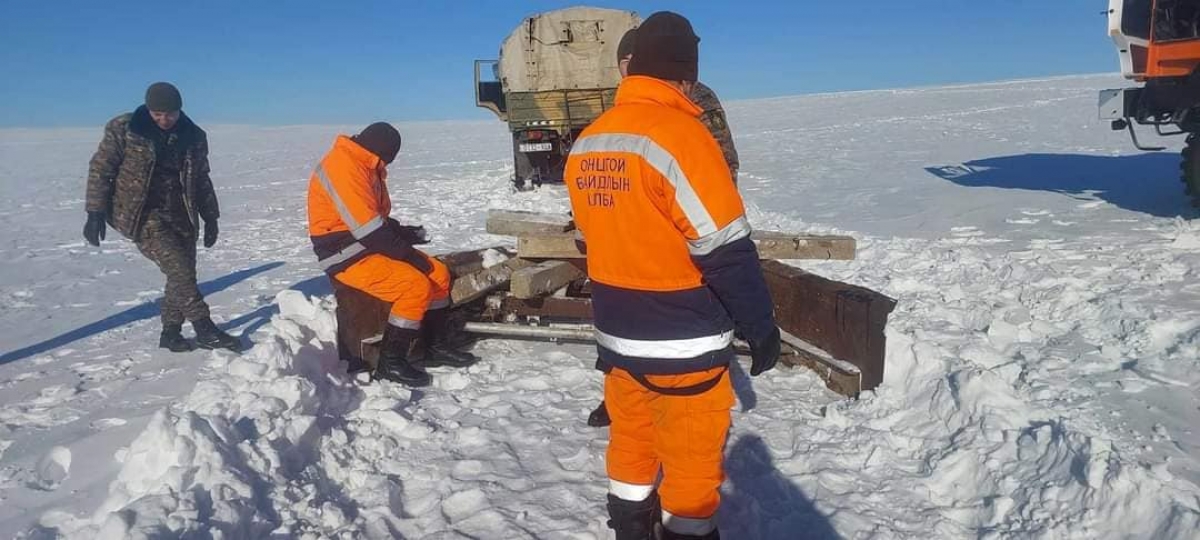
[0, 0, 1115, 127]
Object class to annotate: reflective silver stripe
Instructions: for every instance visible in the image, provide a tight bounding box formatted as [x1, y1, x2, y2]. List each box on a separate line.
[688, 215, 751, 256]
[609, 480, 655, 502]
[353, 215, 385, 240]
[316, 165, 382, 239]
[662, 510, 715, 536]
[428, 298, 451, 310]
[318, 242, 367, 271]
[388, 314, 421, 330]
[571, 133, 719, 236]
[594, 328, 733, 359]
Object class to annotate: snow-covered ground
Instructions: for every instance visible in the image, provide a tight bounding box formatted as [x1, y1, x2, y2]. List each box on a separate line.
[1, 74, 1198, 539]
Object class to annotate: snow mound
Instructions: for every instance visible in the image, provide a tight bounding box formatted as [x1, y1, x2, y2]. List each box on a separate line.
[37, 292, 425, 538]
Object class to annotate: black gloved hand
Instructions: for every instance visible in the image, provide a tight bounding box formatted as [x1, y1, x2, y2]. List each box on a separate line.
[396, 225, 429, 245]
[83, 211, 106, 246]
[203, 219, 218, 248]
[749, 326, 781, 377]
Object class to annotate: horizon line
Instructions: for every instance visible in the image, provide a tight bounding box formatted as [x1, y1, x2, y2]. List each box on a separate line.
[0, 72, 1126, 132]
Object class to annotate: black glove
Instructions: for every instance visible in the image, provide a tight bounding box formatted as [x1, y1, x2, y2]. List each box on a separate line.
[396, 224, 429, 245]
[83, 211, 106, 246]
[749, 326, 781, 377]
[203, 219, 218, 248]
[362, 220, 432, 273]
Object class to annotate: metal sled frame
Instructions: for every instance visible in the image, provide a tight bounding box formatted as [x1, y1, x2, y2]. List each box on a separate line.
[339, 242, 895, 399]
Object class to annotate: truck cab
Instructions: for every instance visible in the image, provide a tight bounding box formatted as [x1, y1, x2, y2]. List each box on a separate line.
[1100, 0, 1200, 206]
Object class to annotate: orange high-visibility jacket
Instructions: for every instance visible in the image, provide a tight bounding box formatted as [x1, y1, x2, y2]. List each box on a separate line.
[565, 76, 776, 375]
[307, 135, 426, 275]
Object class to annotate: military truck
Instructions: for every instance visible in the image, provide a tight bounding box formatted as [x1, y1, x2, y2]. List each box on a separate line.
[476, 7, 640, 190]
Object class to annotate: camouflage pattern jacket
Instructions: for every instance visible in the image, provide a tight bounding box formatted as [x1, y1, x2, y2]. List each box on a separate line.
[86, 106, 219, 242]
[689, 81, 740, 178]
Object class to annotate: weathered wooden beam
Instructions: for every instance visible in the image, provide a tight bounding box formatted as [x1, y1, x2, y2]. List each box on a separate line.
[510, 261, 585, 299]
[486, 209, 573, 237]
[516, 231, 856, 261]
[760, 260, 896, 395]
[438, 246, 517, 278]
[497, 295, 594, 321]
[777, 330, 862, 398]
[752, 231, 856, 261]
[517, 235, 584, 259]
[450, 258, 535, 305]
[331, 278, 391, 371]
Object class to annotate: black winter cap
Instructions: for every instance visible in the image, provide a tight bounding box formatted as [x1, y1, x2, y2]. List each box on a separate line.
[145, 82, 182, 112]
[627, 12, 699, 82]
[616, 28, 637, 61]
[354, 122, 402, 164]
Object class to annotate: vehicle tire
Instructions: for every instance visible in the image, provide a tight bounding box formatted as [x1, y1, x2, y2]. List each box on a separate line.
[1183, 134, 1200, 207]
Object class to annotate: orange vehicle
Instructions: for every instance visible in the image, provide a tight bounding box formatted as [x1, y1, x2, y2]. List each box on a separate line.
[1101, 0, 1200, 206]
[1099, 0, 1200, 205]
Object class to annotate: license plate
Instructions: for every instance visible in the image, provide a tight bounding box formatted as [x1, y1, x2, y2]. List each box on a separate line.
[519, 142, 553, 153]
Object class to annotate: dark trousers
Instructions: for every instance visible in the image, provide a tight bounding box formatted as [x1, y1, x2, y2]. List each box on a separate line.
[136, 213, 209, 326]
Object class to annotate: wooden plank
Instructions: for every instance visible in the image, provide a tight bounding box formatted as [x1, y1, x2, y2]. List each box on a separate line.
[486, 209, 573, 237]
[517, 235, 584, 259]
[331, 278, 391, 371]
[450, 258, 535, 305]
[517, 232, 856, 261]
[510, 261, 585, 299]
[761, 260, 896, 395]
[777, 330, 861, 398]
[497, 295, 594, 321]
[438, 246, 516, 278]
[752, 231, 856, 260]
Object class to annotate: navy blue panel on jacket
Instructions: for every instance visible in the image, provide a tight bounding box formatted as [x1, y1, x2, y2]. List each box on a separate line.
[691, 236, 776, 346]
[591, 281, 736, 375]
[311, 220, 429, 276]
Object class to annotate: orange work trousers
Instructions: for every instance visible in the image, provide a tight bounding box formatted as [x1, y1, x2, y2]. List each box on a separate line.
[334, 250, 450, 329]
[605, 365, 734, 531]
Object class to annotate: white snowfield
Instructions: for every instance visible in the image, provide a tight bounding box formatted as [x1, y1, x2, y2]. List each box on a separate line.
[1, 74, 1198, 539]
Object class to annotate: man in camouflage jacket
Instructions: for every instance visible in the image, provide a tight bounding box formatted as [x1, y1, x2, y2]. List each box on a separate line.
[688, 81, 740, 184]
[83, 82, 240, 352]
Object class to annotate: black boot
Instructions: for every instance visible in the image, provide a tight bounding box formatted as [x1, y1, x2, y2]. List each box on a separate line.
[159, 323, 194, 353]
[192, 317, 243, 352]
[662, 528, 720, 540]
[606, 493, 661, 540]
[419, 308, 479, 368]
[376, 325, 432, 387]
[588, 400, 612, 427]
[345, 357, 371, 375]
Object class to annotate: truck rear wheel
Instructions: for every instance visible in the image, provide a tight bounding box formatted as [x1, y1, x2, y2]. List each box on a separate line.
[513, 146, 536, 191]
[1184, 134, 1200, 208]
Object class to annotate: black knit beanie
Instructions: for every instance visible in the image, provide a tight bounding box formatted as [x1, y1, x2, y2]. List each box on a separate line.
[145, 82, 182, 112]
[617, 28, 637, 61]
[354, 122, 402, 164]
[627, 12, 699, 82]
